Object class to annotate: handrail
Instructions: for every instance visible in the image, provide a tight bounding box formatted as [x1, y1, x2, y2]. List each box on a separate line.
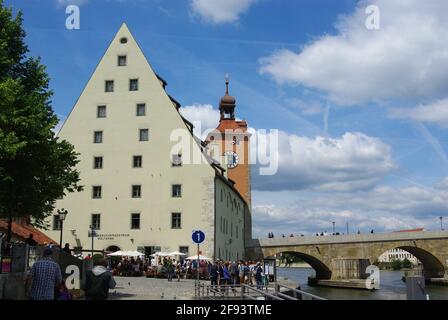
[242, 284, 283, 300]
[198, 283, 284, 300]
[275, 283, 326, 300]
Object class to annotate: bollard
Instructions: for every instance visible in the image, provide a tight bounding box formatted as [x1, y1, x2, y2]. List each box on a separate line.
[406, 276, 429, 300]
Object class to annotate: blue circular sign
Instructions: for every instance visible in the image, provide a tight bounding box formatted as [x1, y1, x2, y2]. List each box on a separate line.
[192, 230, 205, 244]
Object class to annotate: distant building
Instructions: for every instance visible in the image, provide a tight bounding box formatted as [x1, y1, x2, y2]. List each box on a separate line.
[378, 248, 420, 265]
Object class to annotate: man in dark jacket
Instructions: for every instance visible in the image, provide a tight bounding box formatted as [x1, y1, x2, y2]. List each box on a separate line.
[209, 261, 219, 288]
[255, 262, 264, 290]
[84, 258, 116, 300]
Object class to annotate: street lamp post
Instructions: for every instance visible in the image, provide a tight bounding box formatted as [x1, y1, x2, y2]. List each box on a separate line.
[440, 217, 444, 231]
[332, 221, 335, 235]
[89, 225, 95, 257]
[57, 208, 68, 250]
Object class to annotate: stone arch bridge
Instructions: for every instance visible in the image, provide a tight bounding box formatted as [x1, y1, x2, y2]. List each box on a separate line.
[246, 231, 448, 282]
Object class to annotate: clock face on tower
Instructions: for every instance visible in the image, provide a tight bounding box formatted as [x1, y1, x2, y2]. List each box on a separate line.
[224, 151, 239, 169]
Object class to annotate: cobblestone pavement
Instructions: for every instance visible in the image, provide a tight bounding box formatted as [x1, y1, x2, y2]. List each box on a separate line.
[109, 276, 206, 300]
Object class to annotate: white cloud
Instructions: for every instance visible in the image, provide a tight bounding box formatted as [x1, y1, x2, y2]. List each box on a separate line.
[390, 98, 448, 128]
[180, 104, 394, 191]
[259, 0, 448, 104]
[435, 177, 448, 190]
[179, 104, 220, 138]
[285, 98, 323, 116]
[254, 131, 395, 191]
[56, 0, 89, 6]
[252, 179, 448, 237]
[190, 0, 257, 24]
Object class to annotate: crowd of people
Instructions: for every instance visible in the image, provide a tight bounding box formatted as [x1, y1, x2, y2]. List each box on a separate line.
[208, 260, 266, 290]
[25, 247, 116, 300]
[109, 256, 268, 289]
[19, 234, 270, 300]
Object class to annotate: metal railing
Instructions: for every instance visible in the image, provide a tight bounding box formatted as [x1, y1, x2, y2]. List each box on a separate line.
[196, 282, 326, 301]
[274, 283, 326, 300]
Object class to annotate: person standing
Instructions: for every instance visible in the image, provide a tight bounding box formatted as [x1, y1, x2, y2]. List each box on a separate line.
[230, 261, 239, 286]
[62, 243, 71, 255]
[26, 248, 62, 300]
[84, 258, 116, 300]
[166, 258, 174, 282]
[217, 261, 224, 287]
[255, 262, 264, 290]
[25, 234, 37, 246]
[209, 261, 219, 288]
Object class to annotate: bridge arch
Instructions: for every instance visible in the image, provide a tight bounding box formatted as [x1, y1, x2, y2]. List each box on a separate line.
[374, 245, 445, 278]
[273, 250, 332, 280]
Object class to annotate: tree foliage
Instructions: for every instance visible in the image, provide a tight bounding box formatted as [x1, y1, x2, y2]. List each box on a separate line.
[402, 258, 413, 269]
[391, 259, 402, 271]
[0, 1, 82, 229]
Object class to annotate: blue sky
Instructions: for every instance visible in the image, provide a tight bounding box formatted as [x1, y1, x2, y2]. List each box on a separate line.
[7, 0, 448, 236]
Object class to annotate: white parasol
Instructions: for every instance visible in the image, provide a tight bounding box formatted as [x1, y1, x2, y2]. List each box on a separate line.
[169, 251, 187, 256]
[185, 255, 212, 261]
[107, 250, 145, 257]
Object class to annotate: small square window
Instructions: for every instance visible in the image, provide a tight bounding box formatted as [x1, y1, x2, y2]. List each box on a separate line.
[133, 156, 142, 168]
[91, 214, 101, 230]
[136, 103, 146, 116]
[172, 154, 182, 167]
[129, 79, 139, 91]
[97, 105, 106, 118]
[92, 186, 102, 199]
[105, 80, 114, 92]
[118, 55, 127, 66]
[179, 246, 189, 256]
[171, 213, 181, 229]
[172, 184, 182, 198]
[94, 156, 103, 169]
[139, 129, 149, 141]
[131, 213, 140, 230]
[132, 185, 141, 198]
[94, 131, 103, 143]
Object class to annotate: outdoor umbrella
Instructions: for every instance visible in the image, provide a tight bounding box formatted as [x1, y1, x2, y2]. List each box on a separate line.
[152, 251, 173, 257]
[168, 251, 187, 256]
[107, 250, 145, 257]
[185, 255, 212, 261]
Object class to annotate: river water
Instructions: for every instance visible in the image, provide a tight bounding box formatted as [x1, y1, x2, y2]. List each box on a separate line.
[277, 267, 448, 300]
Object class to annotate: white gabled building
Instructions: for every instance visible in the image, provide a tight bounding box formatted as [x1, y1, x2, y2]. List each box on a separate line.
[43, 23, 251, 261]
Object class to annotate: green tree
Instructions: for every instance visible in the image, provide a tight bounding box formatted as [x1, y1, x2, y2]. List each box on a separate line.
[402, 258, 413, 269]
[0, 1, 82, 241]
[391, 259, 402, 271]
